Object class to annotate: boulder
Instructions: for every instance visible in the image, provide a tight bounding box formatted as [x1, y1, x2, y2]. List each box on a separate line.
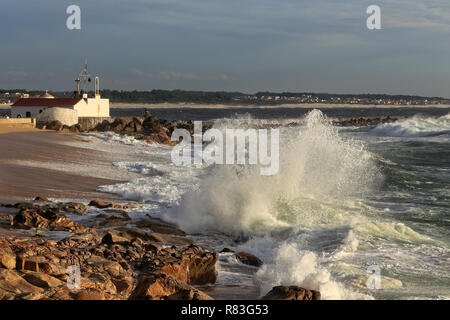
[101, 232, 130, 245]
[93, 120, 112, 132]
[140, 245, 218, 286]
[22, 271, 65, 288]
[73, 288, 105, 300]
[59, 202, 88, 215]
[261, 286, 320, 300]
[34, 196, 50, 202]
[166, 288, 214, 300]
[81, 272, 117, 294]
[13, 207, 86, 233]
[0, 251, 16, 269]
[88, 200, 135, 210]
[235, 252, 263, 267]
[129, 273, 190, 300]
[46, 120, 63, 131]
[85, 256, 125, 278]
[111, 276, 133, 294]
[136, 219, 186, 236]
[37, 262, 66, 276]
[89, 200, 112, 209]
[0, 269, 43, 295]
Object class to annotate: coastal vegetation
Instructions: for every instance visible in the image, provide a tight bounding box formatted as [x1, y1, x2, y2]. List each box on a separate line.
[1, 89, 448, 106]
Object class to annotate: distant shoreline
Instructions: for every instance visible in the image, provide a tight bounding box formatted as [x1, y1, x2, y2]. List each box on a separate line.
[110, 102, 450, 109]
[2, 102, 450, 110]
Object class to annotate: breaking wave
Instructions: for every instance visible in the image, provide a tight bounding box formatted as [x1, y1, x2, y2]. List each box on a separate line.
[370, 114, 450, 137]
[166, 109, 381, 235]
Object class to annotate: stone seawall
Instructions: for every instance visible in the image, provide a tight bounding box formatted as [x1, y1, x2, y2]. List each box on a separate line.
[77, 117, 113, 132]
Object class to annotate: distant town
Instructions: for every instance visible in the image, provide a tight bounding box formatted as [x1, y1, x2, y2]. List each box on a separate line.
[1, 89, 449, 106]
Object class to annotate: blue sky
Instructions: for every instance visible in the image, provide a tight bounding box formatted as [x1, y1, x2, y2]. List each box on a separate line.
[1, 0, 450, 97]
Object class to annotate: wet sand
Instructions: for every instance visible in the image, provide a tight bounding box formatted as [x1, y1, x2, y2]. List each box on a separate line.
[0, 130, 123, 202]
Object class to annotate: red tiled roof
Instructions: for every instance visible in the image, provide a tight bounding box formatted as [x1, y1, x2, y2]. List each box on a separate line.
[12, 98, 82, 107]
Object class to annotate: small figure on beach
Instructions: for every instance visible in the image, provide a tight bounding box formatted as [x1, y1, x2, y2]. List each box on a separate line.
[143, 108, 151, 117]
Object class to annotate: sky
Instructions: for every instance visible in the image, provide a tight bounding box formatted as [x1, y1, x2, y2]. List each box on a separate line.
[1, 0, 450, 97]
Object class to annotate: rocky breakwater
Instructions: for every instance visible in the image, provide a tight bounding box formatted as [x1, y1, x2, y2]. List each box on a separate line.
[332, 115, 400, 127]
[0, 199, 218, 300]
[38, 114, 213, 146]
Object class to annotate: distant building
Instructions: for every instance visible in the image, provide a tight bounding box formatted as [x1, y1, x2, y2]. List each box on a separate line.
[11, 94, 110, 119]
[10, 62, 110, 124]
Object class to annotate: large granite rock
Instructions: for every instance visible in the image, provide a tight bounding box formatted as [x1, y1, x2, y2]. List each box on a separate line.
[261, 286, 321, 300]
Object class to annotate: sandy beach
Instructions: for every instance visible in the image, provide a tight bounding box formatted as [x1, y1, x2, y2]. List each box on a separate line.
[0, 129, 123, 202]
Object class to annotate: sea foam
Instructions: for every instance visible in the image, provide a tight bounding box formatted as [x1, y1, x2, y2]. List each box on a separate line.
[370, 113, 450, 137]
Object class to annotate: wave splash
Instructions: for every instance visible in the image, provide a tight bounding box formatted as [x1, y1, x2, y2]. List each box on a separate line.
[166, 109, 380, 235]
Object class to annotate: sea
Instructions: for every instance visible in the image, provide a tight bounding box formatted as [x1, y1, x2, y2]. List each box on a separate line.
[4, 106, 449, 299]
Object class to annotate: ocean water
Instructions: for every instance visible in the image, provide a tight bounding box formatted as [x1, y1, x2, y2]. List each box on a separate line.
[81, 108, 449, 300]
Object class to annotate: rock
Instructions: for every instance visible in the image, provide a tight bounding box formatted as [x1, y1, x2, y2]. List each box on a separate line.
[166, 288, 214, 300]
[140, 245, 218, 286]
[46, 120, 63, 131]
[261, 286, 320, 300]
[235, 252, 263, 267]
[220, 248, 235, 253]
[69, 124, 81, 133]
[129, 273, 191, 300]
[101, 232, 129, 245]
[59, 202, 88, 215]
[86, 256, 124, 278]
[111, 276, 133, 294]
[73, 288, 105, 300]
[98, 216, 126, 228]
[136, 219, 186, 236]
[110, 118, 126, 133]
[12, 207, 86, 233]
[63, 232, 95, 242]
[147, 233, 193, 245]
[89, 200, 135, 210]
[16, 292, 45, 300]
[89, 200, 112, 209]
[50, 287, 73, 300]
[22, 271, 65, 288]
[82, 272, 117, 294]
[38, 262, 66, 276]
[132, 117, 143, 132]
[34, 196, 50, 202]
[0, 251, 16, 269]
[101, 233, 114, 245]
[12, 202, 43, 210]
[0, 269, 43, 295]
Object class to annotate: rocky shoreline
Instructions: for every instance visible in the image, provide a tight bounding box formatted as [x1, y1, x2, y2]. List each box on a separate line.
[38, 115, 213, 146]
[2, 112, 386, 300]
[0, 198, 320, 300]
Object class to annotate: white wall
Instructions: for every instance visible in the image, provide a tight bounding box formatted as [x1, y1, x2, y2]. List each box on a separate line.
[75, 97, 110, 117]
[11, 106, 48, 118]
[36, 107, 78, 126]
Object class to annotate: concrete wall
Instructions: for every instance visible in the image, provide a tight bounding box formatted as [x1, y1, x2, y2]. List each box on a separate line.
[36, 107, 78, 126]
[78, 116, 112, 131]
[0, 118, 36, 125]
[0, 118, 36, 129]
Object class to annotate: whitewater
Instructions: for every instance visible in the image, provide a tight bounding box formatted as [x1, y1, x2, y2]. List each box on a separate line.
[76, 110, 449, 300]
